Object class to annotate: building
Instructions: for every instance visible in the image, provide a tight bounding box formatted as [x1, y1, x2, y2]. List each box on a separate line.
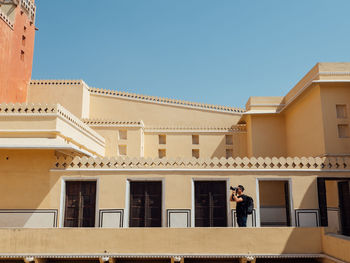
[0, 1, 350, 263]
[0, 0, 36, 103]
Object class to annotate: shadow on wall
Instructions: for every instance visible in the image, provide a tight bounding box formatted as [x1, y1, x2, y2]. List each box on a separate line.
[0, 149, 60, 228]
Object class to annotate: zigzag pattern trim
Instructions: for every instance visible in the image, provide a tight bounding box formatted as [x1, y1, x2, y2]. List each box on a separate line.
[54, 156, 350, 170]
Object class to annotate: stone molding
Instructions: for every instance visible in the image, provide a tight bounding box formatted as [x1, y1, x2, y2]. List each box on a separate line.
[83, 119, 144, 128]
[0, 103, 105, 145]
[144, 125, 246, 133]
[0, 7, 14, 29]
[21, 0, 36, 21]
[54, 156, 350, 170]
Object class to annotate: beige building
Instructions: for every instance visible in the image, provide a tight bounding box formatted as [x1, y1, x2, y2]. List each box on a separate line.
[0, 63, 349, 263]
[1, 2, 350, 263]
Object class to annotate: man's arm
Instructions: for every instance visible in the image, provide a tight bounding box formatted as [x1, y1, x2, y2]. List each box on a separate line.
[232, 194, 243, 202]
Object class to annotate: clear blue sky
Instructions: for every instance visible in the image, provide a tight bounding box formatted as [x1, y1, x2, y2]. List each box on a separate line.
[32, 0, 350, 108]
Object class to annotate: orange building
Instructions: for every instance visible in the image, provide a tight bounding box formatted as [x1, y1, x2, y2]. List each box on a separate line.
[0, 0, 36, 103]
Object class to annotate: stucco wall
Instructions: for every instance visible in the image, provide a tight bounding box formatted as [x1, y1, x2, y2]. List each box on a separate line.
[320, 83, 350, 155]
[246, 115, 286, 157]
[28, 81, 90, 119]
[285, 85, 326, 157]
[89, 94, 241, 127]
[0, 227, 322, 255]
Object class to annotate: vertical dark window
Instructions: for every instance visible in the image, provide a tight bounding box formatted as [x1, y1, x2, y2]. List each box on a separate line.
[195, 181, 227, 227]
[317, 178, 328, 227]
[338, 181, 350, 236]
[129, 181, 162, 227]
[64, 181, 96, 227]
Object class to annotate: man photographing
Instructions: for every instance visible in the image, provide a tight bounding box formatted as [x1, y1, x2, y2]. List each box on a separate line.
[231, 185, 248, 227]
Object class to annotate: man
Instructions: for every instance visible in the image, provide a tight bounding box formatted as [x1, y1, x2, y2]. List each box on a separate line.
[232, 185, 247, 227]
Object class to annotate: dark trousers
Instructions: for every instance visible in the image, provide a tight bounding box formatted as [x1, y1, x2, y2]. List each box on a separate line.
[237, 214, 247, 227]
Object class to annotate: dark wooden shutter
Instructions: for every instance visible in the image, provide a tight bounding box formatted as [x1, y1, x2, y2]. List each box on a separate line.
[338, 181, 350, 236]
[130, 182, 162, 227]
[317, 178, 328, 227]
[195, 181, 227, 227]
[284, 181, 291, 226]
[64, 181, 96, 227]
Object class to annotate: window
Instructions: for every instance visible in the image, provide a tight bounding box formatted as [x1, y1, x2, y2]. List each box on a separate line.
[192, 149, 199, 159]
[158, 134, 166, 144]
[225, 135, 233, 145]
[24, 26, 27, 32]
[20, 50, 24, 61]
[158, 149, 166, 158]
[336, 104, 347, 119]
[338, 124, 350, 138]
[118, 145, 127, 156]
[118, 130, 127, 140]
[22, 35, 26, 46]
[129, 181, 162, 227]
[226, 149, 233, 159]
[192, 135, 199, 145]
[194, 181, 227, 227]
[64, 181, 96, 227]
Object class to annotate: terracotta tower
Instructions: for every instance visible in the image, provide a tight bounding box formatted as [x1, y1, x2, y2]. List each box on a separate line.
[0, 0, 36, 103]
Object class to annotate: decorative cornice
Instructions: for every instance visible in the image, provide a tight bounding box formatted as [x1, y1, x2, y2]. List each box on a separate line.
[144, 125, 246, 133]
[89, 87, 245, 114]
[54, 156, 350, 170]
[83, 119, 144, 128]
[0, 103, 105, 145]
[21, 0, 36, 21]
[319, 71, 350, 76]
[0, 8, 14, 29]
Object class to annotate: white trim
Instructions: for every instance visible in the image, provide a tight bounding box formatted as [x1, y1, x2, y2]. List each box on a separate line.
[125, 178, 166, 228]
[313, 80, 350, 83]
[191, 178, 230, 227]
[59, 177, 100, 228]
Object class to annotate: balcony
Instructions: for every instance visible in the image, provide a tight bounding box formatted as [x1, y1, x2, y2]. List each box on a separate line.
[0, 228, 347, 262]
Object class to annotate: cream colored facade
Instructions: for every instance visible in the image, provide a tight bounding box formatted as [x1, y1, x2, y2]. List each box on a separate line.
[1, 60, 350, 263]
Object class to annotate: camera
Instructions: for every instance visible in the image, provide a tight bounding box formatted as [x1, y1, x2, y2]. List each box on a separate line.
[230, 186, 238, 191]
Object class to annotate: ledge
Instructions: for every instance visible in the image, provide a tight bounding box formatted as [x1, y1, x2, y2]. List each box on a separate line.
[0, 103, 105, 157]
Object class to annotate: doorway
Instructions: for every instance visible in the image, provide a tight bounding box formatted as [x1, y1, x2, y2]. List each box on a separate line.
[129, 181, 162, 227]
[338, 181, 350, 236]
[64, 181, 97, 227]
[318, 178, 350, 236]
[258, 180, 292, 227]
[194, 181, 227, 227]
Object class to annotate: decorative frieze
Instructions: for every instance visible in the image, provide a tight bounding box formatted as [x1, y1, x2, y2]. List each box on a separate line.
[54, 156, 350, 170]
[84, 119, 144, 127]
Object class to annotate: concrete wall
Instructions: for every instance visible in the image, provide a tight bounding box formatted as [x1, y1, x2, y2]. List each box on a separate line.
[0, 228, 323, 255]
[246, 114, 286, 157]
[28, 81, 90, 119]
[284, 85, 326, 156]
[320, 83, 350, 155]
[322, 231, 350, 263]
[0, 4, 35, 103]
[89, 94, 241, 127]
